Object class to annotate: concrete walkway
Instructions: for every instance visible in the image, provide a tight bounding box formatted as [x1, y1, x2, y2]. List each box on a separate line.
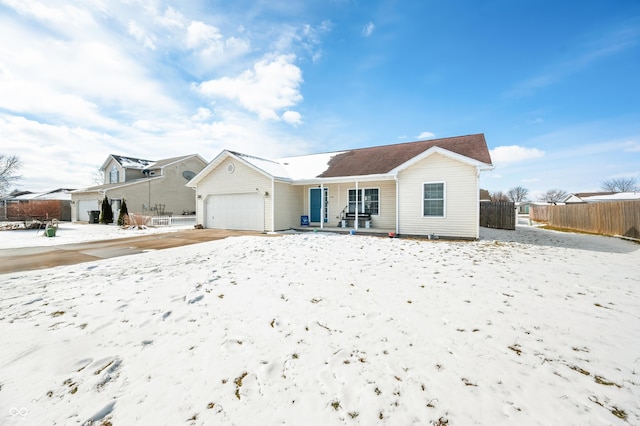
[0, 229, 270, 274]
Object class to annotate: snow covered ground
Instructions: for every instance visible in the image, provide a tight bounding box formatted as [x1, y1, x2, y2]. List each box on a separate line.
[1, 223, 639, 425]
[0, 222, 194, 250]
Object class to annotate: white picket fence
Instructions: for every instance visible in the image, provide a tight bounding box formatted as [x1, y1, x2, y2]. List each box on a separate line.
[150, 215, 197, 227]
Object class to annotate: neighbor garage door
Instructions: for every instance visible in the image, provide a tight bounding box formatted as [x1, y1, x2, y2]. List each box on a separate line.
[205, 193, 264, 231]
[77, 200, 99, 222]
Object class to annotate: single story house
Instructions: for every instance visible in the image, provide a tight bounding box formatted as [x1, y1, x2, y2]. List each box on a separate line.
[187, 134, 494, 239]
[71, 154, 207, 222]
[563, 192, 615, 204]
[1, 188, 74, 221]
[579, 192, 640, 203]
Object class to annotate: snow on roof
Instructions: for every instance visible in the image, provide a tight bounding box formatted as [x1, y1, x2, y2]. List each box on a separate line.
[581, 192, 640, 202]
[231, 151, 347, 180]
[276, 152, 347, 180]
[232, 153, 290, 179]
[12, 189, 73, 201]
[112, 155, 154, 170]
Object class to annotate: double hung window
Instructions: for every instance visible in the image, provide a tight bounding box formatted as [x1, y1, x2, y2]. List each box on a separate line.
[348, 188, 379, 215]
[423, 182, 445, 217]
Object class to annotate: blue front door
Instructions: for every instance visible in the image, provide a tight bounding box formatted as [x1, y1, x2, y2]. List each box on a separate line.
[310, 188, 327, 223]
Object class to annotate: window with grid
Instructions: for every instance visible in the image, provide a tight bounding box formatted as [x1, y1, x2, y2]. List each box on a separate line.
[348, 188, 379, 215]
[423, 183, 444, 217]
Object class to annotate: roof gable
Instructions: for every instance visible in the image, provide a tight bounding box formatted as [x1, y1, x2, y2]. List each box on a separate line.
[316, 134, 492, 178]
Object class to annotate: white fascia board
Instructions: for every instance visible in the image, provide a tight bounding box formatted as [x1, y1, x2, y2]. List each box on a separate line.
[187, 151, 275, 187]
[291, 173, 396, 186]
[99, 155, 117, 172]
[390, 146, 494, 174]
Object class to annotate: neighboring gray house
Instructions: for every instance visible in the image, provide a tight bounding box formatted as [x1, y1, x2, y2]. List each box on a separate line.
[71, 154, 207, 222]
[187, 134, 494, 239]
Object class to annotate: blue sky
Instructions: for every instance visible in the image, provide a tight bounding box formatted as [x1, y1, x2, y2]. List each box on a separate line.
[1, 0, 638, 199]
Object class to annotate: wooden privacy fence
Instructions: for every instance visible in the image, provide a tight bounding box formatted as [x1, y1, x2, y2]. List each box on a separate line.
[530, 201, 640, 239]
[480, 201, 515, 230]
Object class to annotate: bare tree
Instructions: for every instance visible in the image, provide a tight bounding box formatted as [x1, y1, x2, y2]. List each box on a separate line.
[0, 154, 22, 196]
[93, 167, 105, 185]
[490, 191, 509, 202]
[507, 186, 529, 203]
[601, 177, 638, 193]
[538, 189, 568, 203]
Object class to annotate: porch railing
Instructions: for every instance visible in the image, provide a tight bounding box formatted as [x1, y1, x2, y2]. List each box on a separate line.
[150, 215, 197, 227]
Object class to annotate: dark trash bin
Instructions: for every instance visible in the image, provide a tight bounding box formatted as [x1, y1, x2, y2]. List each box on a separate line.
[89, 210, 100, 223]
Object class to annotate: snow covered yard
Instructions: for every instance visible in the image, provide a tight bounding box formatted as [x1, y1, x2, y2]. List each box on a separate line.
[0, 222, 194, 250]
[0, 225, 639, 425]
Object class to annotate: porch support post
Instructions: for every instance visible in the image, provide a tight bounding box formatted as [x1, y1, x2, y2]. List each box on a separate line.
[395, 175, 399, 234]
[355, 180, 359, 230]
[271, 178, 275, 232]
[320, 182, 324, 229]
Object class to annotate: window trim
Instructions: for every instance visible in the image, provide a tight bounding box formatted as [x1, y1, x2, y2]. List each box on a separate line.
[422, 181, 446, 218]
[348, 187, 380, 216]
[109, 166, 119, 184]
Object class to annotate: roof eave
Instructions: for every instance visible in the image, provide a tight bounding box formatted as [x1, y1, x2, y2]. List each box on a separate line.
[187, 151, 275, 188]
[390, 146, 493, 174]
[291, 173, 396, 186]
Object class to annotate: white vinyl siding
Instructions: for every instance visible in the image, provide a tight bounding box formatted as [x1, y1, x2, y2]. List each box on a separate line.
[398, 153, 479, 238]
[273, 182, 303, 230]
[110, 166, 119, 183]
[195, 157, 271, 231]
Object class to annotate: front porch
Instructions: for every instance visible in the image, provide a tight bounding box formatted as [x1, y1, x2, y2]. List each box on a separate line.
[291, 223, 395, 237]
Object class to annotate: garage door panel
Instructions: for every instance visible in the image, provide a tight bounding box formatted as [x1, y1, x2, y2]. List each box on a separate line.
[77, 200, 99, 222]
[206, 194, 263, 231]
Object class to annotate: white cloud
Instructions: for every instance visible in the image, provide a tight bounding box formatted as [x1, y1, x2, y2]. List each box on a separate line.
[0, 15, 180, 130]
[156, 6, 185, 29]
[416, 131, 435, 139]
[128, 20, 157, 50]
[490, 145, 545, 165]
[196, 55, 303, 121]
[282, 110, 302, 125]
[0, 1, 331, 191]
[362, 22, 375, 37]
[192, 107, 213, 121]
[623, 140, 640, 152]
[186, 21, 223, 50]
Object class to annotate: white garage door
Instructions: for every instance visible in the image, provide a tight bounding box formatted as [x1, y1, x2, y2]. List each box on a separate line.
[77, 200, 99, 222]
[206, 193, 264, 231]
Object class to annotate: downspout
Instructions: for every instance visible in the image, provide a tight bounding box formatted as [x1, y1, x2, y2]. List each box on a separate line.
[355, 180, 359, 231]
[395, 174, 399, 235]
[475, 168, 480, 239]
[320, 182, 324, 230]
[271, 177, 275, 232]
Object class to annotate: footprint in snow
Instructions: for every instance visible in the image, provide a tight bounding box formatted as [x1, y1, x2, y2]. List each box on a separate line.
[188, 295, 204, 304]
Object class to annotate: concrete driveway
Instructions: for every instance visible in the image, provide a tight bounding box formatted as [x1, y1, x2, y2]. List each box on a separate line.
[0, 229, 270, 274]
